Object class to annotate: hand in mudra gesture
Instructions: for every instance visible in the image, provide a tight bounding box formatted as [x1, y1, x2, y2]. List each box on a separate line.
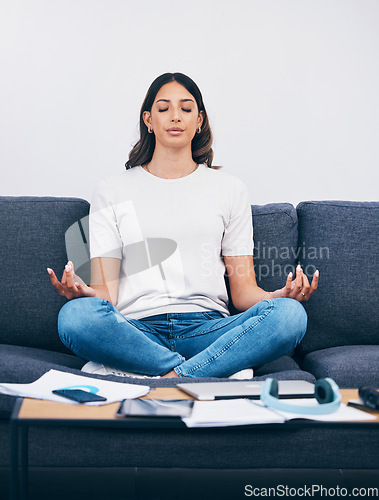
[47, 261, 96, 300]
[271, 264, 319, 302]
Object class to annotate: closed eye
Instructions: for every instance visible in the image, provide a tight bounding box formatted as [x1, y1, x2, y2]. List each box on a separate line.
[158, 108, 192, 113]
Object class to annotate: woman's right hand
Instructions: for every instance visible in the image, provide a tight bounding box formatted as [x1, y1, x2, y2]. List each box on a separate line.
[47, 261, 96, 300]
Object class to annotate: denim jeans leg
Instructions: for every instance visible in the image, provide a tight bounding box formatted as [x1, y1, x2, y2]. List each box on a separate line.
[57, 297, 184, 376]
[174, 298, 307, 378]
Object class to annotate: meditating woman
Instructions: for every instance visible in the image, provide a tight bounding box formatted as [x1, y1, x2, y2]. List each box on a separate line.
[48, 72, 319, 379]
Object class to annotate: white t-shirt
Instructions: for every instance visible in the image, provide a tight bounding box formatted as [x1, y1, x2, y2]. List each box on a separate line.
[89, 164, 254, 319]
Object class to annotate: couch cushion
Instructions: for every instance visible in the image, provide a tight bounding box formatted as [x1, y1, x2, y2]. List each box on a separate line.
[253, 355, 301, 376]
[0, 344, 86, 418]
[251, 203, 298, 291]
[0, 344, 315, 418]
[227, 203, 298, 314]
[0, 344, 86, 383]
[302, 345, 379, 388]
[295, 201, 379, 355]
[0, 197, 90, 353]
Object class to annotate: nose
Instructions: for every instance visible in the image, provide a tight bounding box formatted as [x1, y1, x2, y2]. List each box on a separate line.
[171, 116, 181, 122]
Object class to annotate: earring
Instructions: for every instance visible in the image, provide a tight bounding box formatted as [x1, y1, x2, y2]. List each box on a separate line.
[197, 127, 201, 134]
[148, 127, 153, 134]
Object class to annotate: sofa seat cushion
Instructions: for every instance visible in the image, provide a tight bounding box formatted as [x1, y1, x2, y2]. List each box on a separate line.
[302, 345, 379, 388]
[0, 344, 84, 417]
[0, 345, 309, 385]
[0, 344, 86, 383]
[0, 344, 315, 418]
[254, 355, 303, 376]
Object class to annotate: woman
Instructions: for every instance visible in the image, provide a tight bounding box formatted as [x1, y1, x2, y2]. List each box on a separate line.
[48, 72, 319, 379]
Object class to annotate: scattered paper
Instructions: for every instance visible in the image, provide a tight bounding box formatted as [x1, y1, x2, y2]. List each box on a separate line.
[0, 369, 150, 405]
[182, 398, 285, 427]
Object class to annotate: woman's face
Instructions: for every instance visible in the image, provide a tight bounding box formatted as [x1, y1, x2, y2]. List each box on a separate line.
[143, 81, 204, 149]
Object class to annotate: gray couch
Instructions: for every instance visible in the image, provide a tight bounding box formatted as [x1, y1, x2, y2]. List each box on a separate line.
[0, 197, 378, 497]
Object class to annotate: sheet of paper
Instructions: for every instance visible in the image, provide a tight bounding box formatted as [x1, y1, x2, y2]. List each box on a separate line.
[256, 399, 377, 422]
[0, 369, 150, 405]
[182, 398, 285, 428]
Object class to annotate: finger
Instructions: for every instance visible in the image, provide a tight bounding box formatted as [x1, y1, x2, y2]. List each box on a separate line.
[47, 268, 64, 294]
[295, 264, 303, 289]
[62, 262, 74, 286]
[47, 268, 61, 287]
[296, 273, 310, 300]
[74, 282, 94, 298]
[301, 270, 319, 300]
[301, 273, 311, 294]
[73, 273, 86, 286]
[285, 272, 293, 292]
[61, 264, 68, 285]
[310, 269, 319, 291]
[304, 270, 319, 297]
[65, 263, 78, 291]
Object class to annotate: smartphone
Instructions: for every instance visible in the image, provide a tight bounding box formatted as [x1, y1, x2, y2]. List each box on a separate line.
[116, 399, 194, 418]
[52, 389, 107, 403]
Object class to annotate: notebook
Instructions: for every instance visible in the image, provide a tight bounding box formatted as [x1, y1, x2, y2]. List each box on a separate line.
[182, 398, 377, 427]
[177, 380, 315, 401]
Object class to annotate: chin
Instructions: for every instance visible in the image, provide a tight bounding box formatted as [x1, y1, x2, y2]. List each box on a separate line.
[161, 138, 189, 147]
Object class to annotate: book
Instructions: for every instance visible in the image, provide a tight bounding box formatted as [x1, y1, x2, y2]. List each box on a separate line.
[182, 398, 377, 428]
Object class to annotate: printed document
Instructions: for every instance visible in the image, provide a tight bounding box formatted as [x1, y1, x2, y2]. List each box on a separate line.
[0, 369, 150, 405]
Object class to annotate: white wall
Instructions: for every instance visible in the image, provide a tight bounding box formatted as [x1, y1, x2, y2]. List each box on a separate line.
[1, 0, 378, 206]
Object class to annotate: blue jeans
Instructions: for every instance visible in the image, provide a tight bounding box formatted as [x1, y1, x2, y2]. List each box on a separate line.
[58, 297, 307, 378]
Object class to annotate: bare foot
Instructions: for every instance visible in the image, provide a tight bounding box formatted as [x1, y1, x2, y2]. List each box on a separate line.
[161, 369, 179, 378]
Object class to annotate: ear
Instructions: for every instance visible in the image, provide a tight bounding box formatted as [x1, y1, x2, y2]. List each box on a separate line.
[198, 110, 204, 129]
[142, 111, 151, 129]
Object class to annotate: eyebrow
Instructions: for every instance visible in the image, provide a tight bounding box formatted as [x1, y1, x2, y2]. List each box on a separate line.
[156, 99, 195, 104]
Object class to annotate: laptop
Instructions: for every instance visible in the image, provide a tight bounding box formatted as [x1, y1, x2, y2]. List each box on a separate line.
[177, 380, 315, 401]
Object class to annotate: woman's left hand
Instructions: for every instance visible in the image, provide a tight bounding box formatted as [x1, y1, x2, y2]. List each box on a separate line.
[270, 265, 319, 302]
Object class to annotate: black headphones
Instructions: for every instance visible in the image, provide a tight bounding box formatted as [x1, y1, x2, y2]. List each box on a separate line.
[260, 377, 341, 414]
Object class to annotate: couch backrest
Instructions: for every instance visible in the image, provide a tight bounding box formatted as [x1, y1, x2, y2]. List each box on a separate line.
[0, 197, 90, 353]
[7, 197, 375, 357]
[227, 203, 298, 314]
[1, 197, 298, 350]
[296, 200, 379, 355]
[252, 203, 298, 289]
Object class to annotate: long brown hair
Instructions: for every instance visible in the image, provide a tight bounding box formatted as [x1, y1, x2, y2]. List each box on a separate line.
[125, 72, 221, 170]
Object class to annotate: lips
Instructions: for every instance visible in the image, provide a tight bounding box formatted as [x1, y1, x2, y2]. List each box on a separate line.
[167, 127, 184, 136]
